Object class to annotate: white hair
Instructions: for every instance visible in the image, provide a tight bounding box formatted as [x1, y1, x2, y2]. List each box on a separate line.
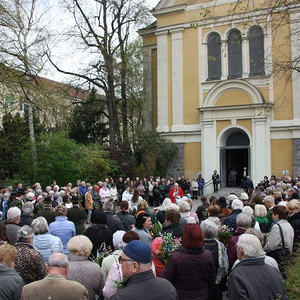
[7, 207, 21, 221]
[48, 253, 69, 268]
[166, 203, 179, 212]
[200, 220, 218, 239]
[254, 204, 267, 217]
[263, 195, 274, 204]
[232, 199, 244, 210]
[17, 225, 34, 239]
[242, 206, 253, 216]
[113, 230, 126, 249]
[31, 217, 49, 235]
[237, 234, 262, 258]
[240, 192, 249, 200]
[236, 213, 252, 228]
[179, 201, 191, 213]
[160, 198, 172, 211]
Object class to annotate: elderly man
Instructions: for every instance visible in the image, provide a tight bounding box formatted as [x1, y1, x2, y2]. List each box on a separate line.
[20, 253, 88, 300]
[264, 195, 275, 227]
[111, 240, 178, 300]
[103, 201, 125, 233]
[224, 199, 244, 231]
[0, 243, 24, 300]
[228, 234, 287, 300]
[6, 207, 21, 245]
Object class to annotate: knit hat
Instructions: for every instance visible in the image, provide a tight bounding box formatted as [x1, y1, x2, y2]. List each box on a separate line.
[123, 240, 152, 264]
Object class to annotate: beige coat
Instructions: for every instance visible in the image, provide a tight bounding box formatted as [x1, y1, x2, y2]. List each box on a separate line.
[85, 192, 94, 210]
[20, 275, 88, 300]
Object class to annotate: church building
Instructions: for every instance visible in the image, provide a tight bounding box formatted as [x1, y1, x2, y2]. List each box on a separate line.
[139, 0, 300, 188]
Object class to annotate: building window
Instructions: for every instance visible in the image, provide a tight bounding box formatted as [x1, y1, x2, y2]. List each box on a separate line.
[228, 29, 242, 78]
[207, 32, 221, 80]
[249, 26, 265, 76]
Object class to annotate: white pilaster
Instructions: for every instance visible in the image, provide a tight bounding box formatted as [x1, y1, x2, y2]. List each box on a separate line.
[199, 26, 206, 107]
[156, 31, 169, 132]
[266, 15, 274, 103]
[289, 9, 300, 119]
[171, 28, 184, 131]
[253, 118, 271, 184]
[221, 40, 228, 80]
[242, 37, 250, 78]
[202, 120, 217, 188]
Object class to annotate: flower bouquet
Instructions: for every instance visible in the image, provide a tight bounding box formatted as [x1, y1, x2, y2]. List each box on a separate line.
[217, 225, 232, 245]
[93, 241, 111, 266]
[160, 232, 181, 265]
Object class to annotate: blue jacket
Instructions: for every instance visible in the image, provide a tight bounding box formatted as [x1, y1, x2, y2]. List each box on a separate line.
[33, 233, 63, 263]
[49, 216, 76, 254]
[223, 209, 242, 232]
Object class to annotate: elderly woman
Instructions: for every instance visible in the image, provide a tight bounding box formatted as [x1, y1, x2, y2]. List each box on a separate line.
[67, 235, 105, 300]
[179, 201, 197, 224]
[19, 202, 34, 227]
[163, 224, 216, 300]
[162, 209, 186, 238]
[14, 225, 46, 284]
[227, 213, 252, 269]
[254, 204, 269, 233]
[201, 220, 229, 300]
[156, 197, 172, 225]
[264, 205, 294, 273]
[137, 199, 155, 224]
[49, 206, 76, 255]
[287, 199, 300, 244]
[132, 212, 153, 246]
[206, 205, 221, 227]
[0, 243, 24, 300]
[32, 216, 63, 263]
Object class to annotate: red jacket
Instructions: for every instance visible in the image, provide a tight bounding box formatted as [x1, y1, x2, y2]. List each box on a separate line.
[169, 187, 184, 203]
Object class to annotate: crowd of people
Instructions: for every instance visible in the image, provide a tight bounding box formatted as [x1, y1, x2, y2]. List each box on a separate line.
[0, 173, 299, 300]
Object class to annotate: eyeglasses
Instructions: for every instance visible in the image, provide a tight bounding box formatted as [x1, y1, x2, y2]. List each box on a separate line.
[118, 256, 135, 264]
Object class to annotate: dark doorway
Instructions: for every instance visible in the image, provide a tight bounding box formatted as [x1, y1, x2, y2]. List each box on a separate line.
[226, 148, 248, 187]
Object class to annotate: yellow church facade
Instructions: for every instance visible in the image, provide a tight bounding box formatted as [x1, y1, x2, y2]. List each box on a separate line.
[139, 0, 300, 188]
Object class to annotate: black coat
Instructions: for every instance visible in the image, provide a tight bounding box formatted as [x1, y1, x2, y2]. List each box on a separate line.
[288, 211, 300, 242]
[228, 257, 287, 300]
[104, 212, 125, 233]
[223, 209, 242, 231]
[162, 220, 186, 238]
[67, 206, 86, 235]
[19, 215, 34, 227]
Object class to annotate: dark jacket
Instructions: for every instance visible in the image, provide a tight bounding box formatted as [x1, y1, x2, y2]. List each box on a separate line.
[228, 257, 287, 300]
[117, 212, 135, 231]
[104, 212, 125, 233]
[0, 264, 24, 300]
[223, 209, 242, 231]
[288, 211, 300, 242]
[5, 223, 21, 245]
[37, 208, 55, 224]
[19, 214, 34, 227]
[163, 247, 215, 300]
[83, 224, 114, 258]
[196, 202, 210, 222]
[14, 241, 47, 284]
[156, 210, 166, 225]
[162, 221, 185, 238]
[67, 206, 86, 235]
[227, 228, 247, 269]
[111, 270, 178, 300]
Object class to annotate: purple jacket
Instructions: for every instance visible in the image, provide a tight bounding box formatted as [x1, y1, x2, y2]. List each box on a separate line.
[163, 247, 216, 300]
[227, 228, 247, 269]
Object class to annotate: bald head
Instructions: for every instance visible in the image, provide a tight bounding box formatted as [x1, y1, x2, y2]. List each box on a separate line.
[47, 253, 70, 278]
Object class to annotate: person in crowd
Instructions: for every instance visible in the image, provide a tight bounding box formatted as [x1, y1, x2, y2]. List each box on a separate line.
[239, 192, 249, 206]
[49, 206, 76, 255]
[156, 197, 172, 225]
[169, 183, 184, 204]
[227, 213, 252, 269]
[37, 196, 56, 224]
[31, 216, 63, 263]
[85, 186, 94, 224]
[0, 222, 9, 243]
[178, 200, 197, 224]
[101, 230, 125, 279]
[14, 225, 46, 284]
[244, 176, 254, 196]
[117, 201, 135, 231]
[122, 185, 132, 202]
[196, 196, 210, 222]
[67, 235, 105, 300]
[116, 178, 125, 203]
[254, 204, 269, 233]
[263, 195, 275, 227]
[185, 199, 199, 224]
[217, 197, 232, 217]
[228, 234, 287, 300]
[6, 207, 21, 245]
[102, 231, 140, 299]
[151, 237, 166, 277]
[62, 194, 73, 209]
[163, 224, 215, 299]
[103, 201, 125, 233]
[100, 182, 111, 204]
[162, 209, 186, 238]
[223, 199, 244, 231]
[137, 199, 156, 223]
[110, 240, 177, 300]
[200, 220, 229, 300]
[79, 181, 87, 200]
[19, 202, 34, 227]
[191, 178, 198, 200]
[67, 195, 86, 235]
[130, 189, 143, 212]
[84, 209, 114, 259]
[132, 212, 153, 246]
[20, 253, 88, 300]
[92, 185, 101, 209]
[0, 243, 24, 300]
[287, 199, 300, 244]
[197, 174, 205, 196]
[206, 205, 221, 227]
[110, 183, 118, 206]
[264, 205, 294, 261]
[212, 170, 220, 192]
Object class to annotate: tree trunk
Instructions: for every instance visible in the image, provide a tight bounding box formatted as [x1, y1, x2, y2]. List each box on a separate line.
[27, 101, 37, 178]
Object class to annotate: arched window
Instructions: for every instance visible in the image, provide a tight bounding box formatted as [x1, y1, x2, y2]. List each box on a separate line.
[207, 33, 221, 80]
[249, 26, 265, 76]
[228, 29, 242, 78]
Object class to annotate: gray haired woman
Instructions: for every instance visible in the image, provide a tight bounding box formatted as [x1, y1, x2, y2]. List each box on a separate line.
[32, 217, 63, 263]
[14, 225, 46, 284]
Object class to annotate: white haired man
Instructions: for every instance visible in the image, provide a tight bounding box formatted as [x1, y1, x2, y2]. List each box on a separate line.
[224, 199, 244, 231]
[20, 253, 88, 300]
[6, 207, 21, 245]
[228, 234, 287, 300]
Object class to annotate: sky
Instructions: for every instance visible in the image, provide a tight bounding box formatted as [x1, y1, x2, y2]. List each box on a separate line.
[43, 0, 161, 84]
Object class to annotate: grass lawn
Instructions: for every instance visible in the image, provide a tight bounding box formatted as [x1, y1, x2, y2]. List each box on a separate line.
[285, 246, 300, 299]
